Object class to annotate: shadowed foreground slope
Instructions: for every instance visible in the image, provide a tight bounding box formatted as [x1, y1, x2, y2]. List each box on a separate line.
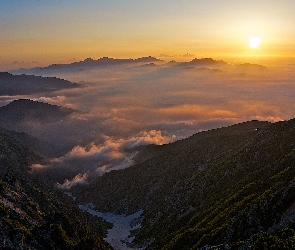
[73, 119, 295, 249]
[0, 128, 113, 250]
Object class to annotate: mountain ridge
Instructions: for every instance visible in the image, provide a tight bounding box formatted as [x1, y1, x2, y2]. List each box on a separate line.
[0, 127, 113, 249]
[10, 56, 164, 75]
[133, 120, 271, 165]
[0, 99, 79, 125]
[0, 99, 87, 157]
[72, 118, 295, 249]
[9, 57, 266, 76]
[0, 72, 80, 95]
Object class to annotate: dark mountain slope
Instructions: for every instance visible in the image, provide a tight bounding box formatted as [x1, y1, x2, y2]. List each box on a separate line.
[0, 99, 85, 157]
[0, 128, 112, 249]
[0, 72, 80, 95]
[133, 120, 271, 164]
[0, 127, 60, 159]
[0, 99, 78, 125]
[73, 119, 295, 249]
[10, 56, 163, 75]
[75, 121, 271, 213]
[176, 58, 227, 68]
[0, 128, 44, 176]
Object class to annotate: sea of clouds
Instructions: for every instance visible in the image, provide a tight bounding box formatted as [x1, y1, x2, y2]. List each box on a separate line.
[3, 60, 295, 187]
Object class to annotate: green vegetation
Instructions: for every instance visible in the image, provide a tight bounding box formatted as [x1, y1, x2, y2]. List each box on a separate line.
[2, 115, 295, 249]
[73, 119, 295, 249]
[253, 225, 295, 249]
[0, 127, 112, 249]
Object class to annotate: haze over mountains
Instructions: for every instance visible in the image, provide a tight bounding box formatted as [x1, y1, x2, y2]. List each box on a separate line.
[0, 72, 80, 95]
[1, 108, 295, 249]
[0, 99, 78, 124]
[10, 57, 165, 76]
[0, 99, 82, 157]
[1, 57, 294, 177]
[1, 56, 295, 249]
[9, 57, 264, 76]
[1, 57, 295, 179]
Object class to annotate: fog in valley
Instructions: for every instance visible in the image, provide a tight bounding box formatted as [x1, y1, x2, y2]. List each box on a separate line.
[2, 58, 295, 187]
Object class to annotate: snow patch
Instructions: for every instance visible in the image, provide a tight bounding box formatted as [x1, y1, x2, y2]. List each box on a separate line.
[79, 203, 144, 250]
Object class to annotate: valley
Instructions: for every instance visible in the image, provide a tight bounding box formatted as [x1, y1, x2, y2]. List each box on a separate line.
[1, 57, 295, 249]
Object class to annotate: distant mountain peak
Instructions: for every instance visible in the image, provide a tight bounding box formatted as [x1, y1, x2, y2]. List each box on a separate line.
[9, 56, 165, 75]
[84, 57, 94, 61]
[237, 63, 267, 69]
[5, 98, 78, 112]
[0, 99, 79, 125]
[0, 72, 80, 95]
[175, 58, 227, 68]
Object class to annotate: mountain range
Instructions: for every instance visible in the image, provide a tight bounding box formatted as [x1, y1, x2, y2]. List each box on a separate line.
[8, 57, 266, 76]
[0, 72, 80, 95]
[0, 73, 294, 249]
[10, 57, 164, 75]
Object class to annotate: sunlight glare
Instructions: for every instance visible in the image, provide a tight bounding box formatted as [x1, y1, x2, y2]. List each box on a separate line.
[249, 37, 261, 49]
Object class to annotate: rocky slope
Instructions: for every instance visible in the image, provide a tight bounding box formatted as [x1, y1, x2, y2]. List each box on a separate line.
[0, 127, 112, 249]
[72, 119, 295, 249]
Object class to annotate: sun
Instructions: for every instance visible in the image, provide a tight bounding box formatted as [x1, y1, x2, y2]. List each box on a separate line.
[249, 37, 261, 49]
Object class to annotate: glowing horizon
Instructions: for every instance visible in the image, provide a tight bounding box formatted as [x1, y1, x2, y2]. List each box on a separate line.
[1, 0, 295, 70]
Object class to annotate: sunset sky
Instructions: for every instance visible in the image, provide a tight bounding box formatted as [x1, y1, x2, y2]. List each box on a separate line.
[1, 0, 295, 69]
[1, 0, 295, 178]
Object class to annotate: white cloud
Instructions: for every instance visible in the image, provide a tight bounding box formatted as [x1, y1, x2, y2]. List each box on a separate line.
[4, 61, 295, 186]
[57, 173, 88, 189]
[33, 130, 177, 184]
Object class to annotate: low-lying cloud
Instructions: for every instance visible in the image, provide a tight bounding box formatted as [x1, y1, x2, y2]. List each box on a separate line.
[33, 130, 176, 186]
[57, 173, 88, 189]
[34, 95, 66, 105]
[3, 59, 295, 187]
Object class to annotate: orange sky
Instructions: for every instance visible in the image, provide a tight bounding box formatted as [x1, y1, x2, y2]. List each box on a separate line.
[1, 0, 295, 70]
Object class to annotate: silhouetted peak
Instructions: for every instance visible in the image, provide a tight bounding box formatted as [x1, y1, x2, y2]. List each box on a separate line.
[0, 99, 79, 123]
[135, 56, 161, 63]
[4, 99, 75, 111]
[83, 57, 94, 62]
[0, 73, 79, 95]
[237, 63, 266, 69]
[98, 57, 115, 62]
[190, 58, 226, 64]
[176, 58, 227, 68]
[0, 72, 12, 77]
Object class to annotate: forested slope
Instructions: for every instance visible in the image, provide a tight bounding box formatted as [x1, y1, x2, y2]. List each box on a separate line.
[0, 127, 112, 250]
[73, 119, 295, 249]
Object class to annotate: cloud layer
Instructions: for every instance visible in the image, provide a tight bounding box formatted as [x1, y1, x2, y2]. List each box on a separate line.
[3, 60, 295, 186]
[32, 129, 176, 186]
